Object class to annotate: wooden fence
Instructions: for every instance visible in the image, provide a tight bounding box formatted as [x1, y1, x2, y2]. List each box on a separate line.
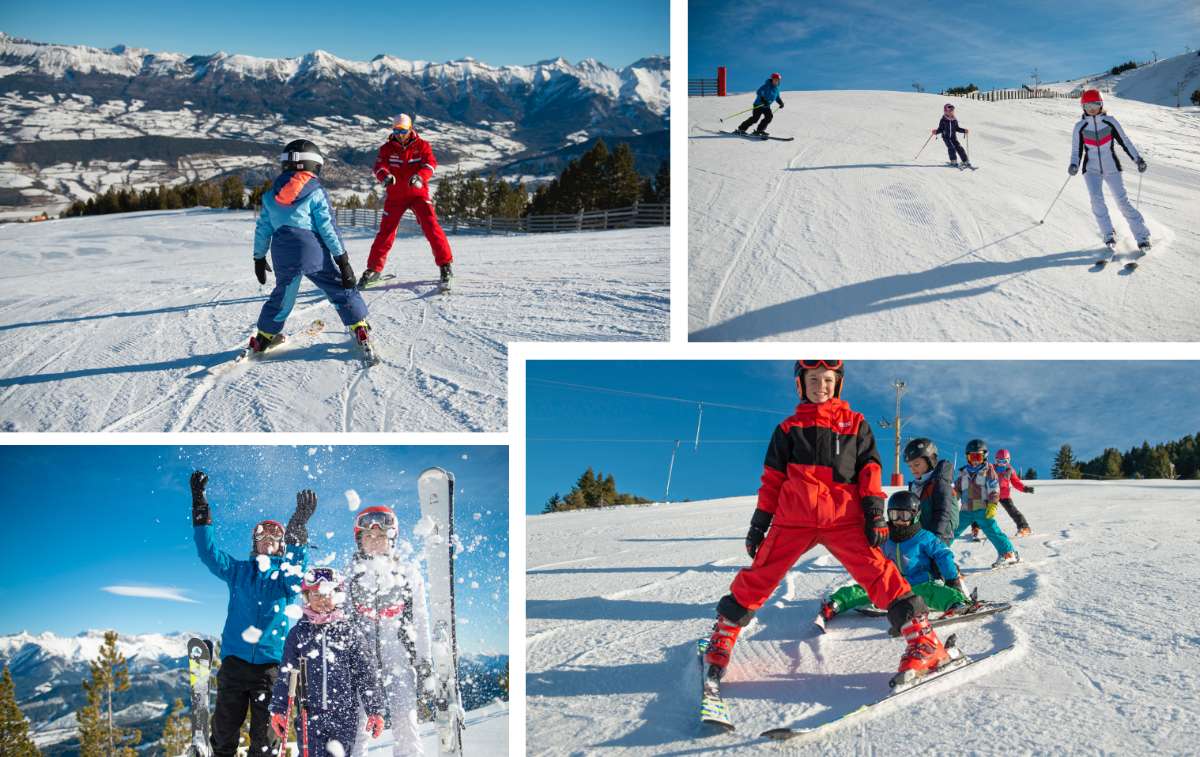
[944, 86, 1074, 102]
[688, 66, 727, 97]
[332, 202, 669, 235]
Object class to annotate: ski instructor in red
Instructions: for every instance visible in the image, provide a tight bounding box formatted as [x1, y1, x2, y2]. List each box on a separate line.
[361, 113, 455, 291]
[705, 360, 950, 688]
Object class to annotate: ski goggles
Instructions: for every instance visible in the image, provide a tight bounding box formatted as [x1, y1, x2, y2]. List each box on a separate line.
[253, 522, 284, 541]
[887, 509, 916, 524]
[994, 463, 1010, 471]
[357, 510, 397, 531]
[1083, 101, 1103, 114]
[944, 105, 955, 111]
[966, 451, 987, 464]
[392, 126, 412, 136]
[793, 359, 843, 375]
[304, 567, 338, 586]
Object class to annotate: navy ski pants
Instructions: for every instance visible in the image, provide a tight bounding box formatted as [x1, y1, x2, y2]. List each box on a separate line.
[944, 135, 968, 163]
[256, 252, 368, 335]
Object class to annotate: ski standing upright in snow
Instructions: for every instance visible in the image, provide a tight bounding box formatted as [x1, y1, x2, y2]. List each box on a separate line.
[418, 467, 466, 756]
[187, 637, 215, 757]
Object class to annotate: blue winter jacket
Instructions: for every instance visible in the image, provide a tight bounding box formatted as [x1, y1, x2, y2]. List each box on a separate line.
[194, 525, 309, 664]
[754, 79, 783, 108]
[253, 171, 346, 277]
[883, 528, 959, 586]
[269, 617, 383, 718]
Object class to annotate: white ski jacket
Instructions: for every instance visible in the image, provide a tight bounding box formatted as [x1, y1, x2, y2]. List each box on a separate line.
[1070, 113, 1141, 174]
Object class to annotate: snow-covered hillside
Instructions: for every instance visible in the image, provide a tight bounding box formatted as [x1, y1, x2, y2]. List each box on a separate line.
[526, 480, 1200, 754]
[688, 91, 1200, 341]
[0, 209, 668, 432]
[1042, 49, 1200, 107]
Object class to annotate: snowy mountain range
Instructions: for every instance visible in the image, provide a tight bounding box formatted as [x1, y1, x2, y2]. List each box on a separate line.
[0, 630, 507, 755]
[0, 32, 669, 216]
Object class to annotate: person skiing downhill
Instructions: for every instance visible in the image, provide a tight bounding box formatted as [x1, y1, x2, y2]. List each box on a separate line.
[251, 139, 374, 355]
[1069, 89, 1150, 252]
[953, 440, 1020, 568]
[191, 471, 315, 757]
[994, 449, 1035, 537]
[269, 568, 386, 757]
[932, 103, 971, 168]
[735, 73, 784, 137]
[361, 114, 455, 291]
[819, 491, 972, 624]
[704, 360, 951, 688]
[347, 506, 433, 757]
[903, 437, 958, 545]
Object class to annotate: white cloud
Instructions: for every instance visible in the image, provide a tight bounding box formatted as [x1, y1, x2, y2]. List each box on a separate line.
[101, 585, 199, 604]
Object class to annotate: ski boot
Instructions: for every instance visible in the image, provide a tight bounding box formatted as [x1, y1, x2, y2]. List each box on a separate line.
[349, 320, 379, 364]
[891, 612, 950, 687]
[962, 160, 972, 168]
[248, 329, 279, 354]
[734, 127, 748, 135]
[753, 129, 769, 139]
[819, 599, 838, 622]
[1016, 527, 1032, 537]
[357, 269, 383, 290]
[991, 551, 1020, 569]
[438, 263, 454, 292]
[949, 161, 959, 168]
[703, 616, 743, 677]
[1137, 239, 1152, 253]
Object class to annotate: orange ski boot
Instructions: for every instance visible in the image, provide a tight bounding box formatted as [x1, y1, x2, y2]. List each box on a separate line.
[704, 616, 743, 675]
[891, 613, 951, 689]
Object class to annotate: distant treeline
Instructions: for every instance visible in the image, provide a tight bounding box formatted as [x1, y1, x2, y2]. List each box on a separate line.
[1051, 431, 1200, 480]
[543, 467, 653, 513]
[60, 176, 249, 218]
[1109, 60, 1138, 76]
[944, 83, 979, 96]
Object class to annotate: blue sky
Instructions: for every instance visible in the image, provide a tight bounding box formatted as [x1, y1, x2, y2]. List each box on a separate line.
[1, 0, 668, 68]
[0, 445, 508, 657]
[526, 361, 1200, 513]
[690, 0, 1199, 93]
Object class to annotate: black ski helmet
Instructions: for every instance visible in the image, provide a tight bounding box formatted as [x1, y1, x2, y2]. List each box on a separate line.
[793, 360, 845, 401]
[904, 437, 938, 468]
[886, 490, 921, 520]
[280, 139, 325, 174]
[966, 438, 988, 456]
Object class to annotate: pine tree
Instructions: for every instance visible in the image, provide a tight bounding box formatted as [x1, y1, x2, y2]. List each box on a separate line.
[0, 667, 39, 757]
[220, 176, 246, 210]
[160, 697, 190, 756]
[1143, 447, 1175, 479]
[542, 493, 563, 514]
[78, 631, 140, 757]
[1051, 445, 1080, 479]
[603, 143, 642, 209]
[1023, 468, 1037, 480]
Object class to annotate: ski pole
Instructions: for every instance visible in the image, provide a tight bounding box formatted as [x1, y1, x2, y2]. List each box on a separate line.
[299, 660, 309, 757]
[1038, 175, 1073, 224]
[719, 104, 758, 122]
[278, 669, 298, 757]
[1136, 171, 1143, 209]
[913, 132, 935, 160]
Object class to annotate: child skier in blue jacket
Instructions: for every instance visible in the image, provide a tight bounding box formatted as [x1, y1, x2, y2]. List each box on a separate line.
[933, 103, 971, 168]
[818, 491, 970, 626]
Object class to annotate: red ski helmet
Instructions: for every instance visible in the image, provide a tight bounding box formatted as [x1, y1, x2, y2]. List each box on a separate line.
[1080, 89, 1103, 113]
[354, 506, 398, 551]
[251, 520, 285, 556]
[793, 360, 844, 401]
[995, 449, 1012, 466]
[770, 72, 781, 82]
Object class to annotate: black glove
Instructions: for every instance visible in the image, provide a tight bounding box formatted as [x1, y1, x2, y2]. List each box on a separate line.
[745, 508, 773, 559]
[334, 254, 356, 289]
[1136, 158, 1147, 173]
[1026, 486, 1036, 494]
[778, 100, 784, 109]
[190, 470, 211, 526]
[863, 497, 888, 548]
[286, 490, 317, 544]
[254, 257, 272, 285]
[382, 174, 396, 187]
[1068, 164, 1078, 176]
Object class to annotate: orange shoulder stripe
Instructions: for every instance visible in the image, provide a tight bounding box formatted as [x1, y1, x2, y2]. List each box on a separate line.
[276, 171, 315, 206]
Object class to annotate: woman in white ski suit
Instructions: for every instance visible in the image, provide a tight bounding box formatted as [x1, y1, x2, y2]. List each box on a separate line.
[1068, 89, 1149, 246]
[349, 508, 432, 757]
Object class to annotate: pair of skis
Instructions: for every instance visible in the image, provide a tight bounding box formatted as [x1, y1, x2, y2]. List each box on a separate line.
[230, 318, 379, 367]
[1094, 239, 1150, 271]
[360, 272, 453, 296]
[724, 130, 794, 142]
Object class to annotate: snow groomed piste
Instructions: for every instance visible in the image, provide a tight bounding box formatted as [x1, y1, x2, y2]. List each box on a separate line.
[688, 90, 1200, 342]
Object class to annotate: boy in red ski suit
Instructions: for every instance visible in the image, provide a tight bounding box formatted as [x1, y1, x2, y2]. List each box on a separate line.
[705, 360, 949, 683]
[361, 114, 454, 288]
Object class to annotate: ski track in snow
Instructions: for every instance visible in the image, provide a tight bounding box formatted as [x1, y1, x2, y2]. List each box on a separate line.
[0, 209, 668, 431]
[526, 482, 1200, 754]
[689, 92, 1200, 341]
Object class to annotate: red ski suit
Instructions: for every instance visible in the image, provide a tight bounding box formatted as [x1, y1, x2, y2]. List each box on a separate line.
[366, 131, 453, 271]
[730, 399, 911, 614]
[997, 467, 1029, 499]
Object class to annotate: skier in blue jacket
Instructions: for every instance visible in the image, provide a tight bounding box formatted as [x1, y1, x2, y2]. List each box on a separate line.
[735, 72, 784, 136]
[817, 491, 971, 626]
[191, 470, 315, 757]
[251, 138, 374, 356]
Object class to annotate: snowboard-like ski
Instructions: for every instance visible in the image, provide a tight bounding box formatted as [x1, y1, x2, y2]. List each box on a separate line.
[358, 273, 398, 290]
[418, 467, 466, 756]
[696, 639, 735, 732]
[186, 637, 215, 757]
[726, 130, 795, 142]
[760, 637, 1015, 743]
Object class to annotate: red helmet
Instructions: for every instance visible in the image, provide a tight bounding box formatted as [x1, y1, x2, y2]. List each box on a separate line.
[354, 506, 398, 550]
[770, 72, 782, 81]
[995, 449, 1012, 466]
[1080, 89, 1102, 104]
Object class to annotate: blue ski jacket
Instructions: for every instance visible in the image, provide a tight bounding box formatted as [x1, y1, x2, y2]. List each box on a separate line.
[253, 171, 346, 277]
[754, 79, 783, 108]
[194, 525, 308, 664]
[268, 617, 384, 718]
[883, 528, 960, 586]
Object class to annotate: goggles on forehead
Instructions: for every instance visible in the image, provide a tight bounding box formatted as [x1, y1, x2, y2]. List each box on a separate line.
[794, 359, 844, 376]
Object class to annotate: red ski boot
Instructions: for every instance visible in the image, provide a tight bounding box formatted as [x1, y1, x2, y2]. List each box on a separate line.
[704, 616, 743, 673]
[890, 613, 951, 689]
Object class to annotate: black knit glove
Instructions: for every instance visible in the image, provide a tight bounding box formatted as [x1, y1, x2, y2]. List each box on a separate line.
[254, 257, 272, 285]
[863, 497, 888, 548]
[333, 255, 356, 289]
[1026, 486, 1036, 494]
[190, 470, 211, 526]
[745, 508, 773, 559]
[286, 490, 317, 544]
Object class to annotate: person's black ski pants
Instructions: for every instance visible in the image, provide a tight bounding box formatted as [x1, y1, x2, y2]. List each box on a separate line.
[738, 104, 773, 133]
[211, 655, 279, 757]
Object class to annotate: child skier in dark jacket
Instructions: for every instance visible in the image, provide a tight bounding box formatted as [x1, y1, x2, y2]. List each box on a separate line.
[270, 568, 385, 757]
[933, 103, 971, 167]
[705, 360, 950, 686]
[903, 437, 958, 544]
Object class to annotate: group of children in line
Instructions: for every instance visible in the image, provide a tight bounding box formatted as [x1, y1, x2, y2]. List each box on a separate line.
[704, 361, 1038, 687]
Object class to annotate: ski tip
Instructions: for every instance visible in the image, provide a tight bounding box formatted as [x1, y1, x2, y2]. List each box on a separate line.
[761, 727, 802, 740]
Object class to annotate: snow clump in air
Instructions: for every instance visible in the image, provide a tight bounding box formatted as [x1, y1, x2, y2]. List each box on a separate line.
[345, 490, 361, 511]
[242, 626, 263, 643]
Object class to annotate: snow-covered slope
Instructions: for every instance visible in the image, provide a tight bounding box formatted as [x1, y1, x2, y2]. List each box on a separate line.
[0, 209, 668, 432]
[688, 91, 1200, 341]
[1042, 50, 1200, 107]
[526, 480, 1200, 754]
